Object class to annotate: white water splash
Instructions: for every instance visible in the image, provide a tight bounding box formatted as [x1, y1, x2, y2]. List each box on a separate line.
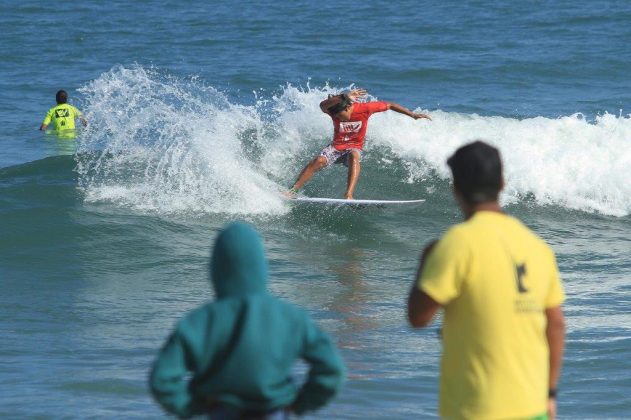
[78, 65, 631, 217]
[367, 110, 631, 216]
[77, 65, 285, 215]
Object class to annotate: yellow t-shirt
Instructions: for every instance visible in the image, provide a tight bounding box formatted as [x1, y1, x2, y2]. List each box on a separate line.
[418, 211, 565, 420]
[42, 103, 82, 131]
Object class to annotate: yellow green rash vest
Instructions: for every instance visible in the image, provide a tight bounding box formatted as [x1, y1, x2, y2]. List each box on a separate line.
[42, 103, 82, 131]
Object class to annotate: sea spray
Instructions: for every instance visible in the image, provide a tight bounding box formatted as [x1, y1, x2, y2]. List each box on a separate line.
[369, 110, 631, 216]
[77, 65, 631, 217]
[77, 66, 286, 215]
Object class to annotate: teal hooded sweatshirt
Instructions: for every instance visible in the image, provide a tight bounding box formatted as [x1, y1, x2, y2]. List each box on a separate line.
[149, 222, 345, 417]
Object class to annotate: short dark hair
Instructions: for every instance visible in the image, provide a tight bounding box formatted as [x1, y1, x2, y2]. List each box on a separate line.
[327, 98, 352, 116]
[56, 90, 68, 104]
[447, 140, 503, 204]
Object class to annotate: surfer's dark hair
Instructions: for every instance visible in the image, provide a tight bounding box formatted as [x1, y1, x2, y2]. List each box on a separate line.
[327, 98, 352, 115]
[447, 140, 503, 204]
[56, 90, 68, 104]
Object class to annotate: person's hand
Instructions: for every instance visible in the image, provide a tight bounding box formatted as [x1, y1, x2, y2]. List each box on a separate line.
[346, 88, 367, 102]
[412, 113, 431, 120]
[547, 397, 557, 420]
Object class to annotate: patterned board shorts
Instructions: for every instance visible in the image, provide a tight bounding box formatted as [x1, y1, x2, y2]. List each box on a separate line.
[319, 145, 362, 167]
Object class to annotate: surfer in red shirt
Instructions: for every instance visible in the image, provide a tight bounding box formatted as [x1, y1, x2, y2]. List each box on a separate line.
[287, 89, 431, 199]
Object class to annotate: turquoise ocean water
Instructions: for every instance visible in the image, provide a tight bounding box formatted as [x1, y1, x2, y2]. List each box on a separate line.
[1, 1, 630, 418]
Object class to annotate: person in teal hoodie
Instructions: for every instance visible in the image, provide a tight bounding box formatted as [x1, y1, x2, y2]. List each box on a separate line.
[149, 222, 345, 419]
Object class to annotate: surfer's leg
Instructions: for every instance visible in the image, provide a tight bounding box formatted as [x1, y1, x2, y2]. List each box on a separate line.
[291, 155, 328, 191]
[344, 150, 361, 199]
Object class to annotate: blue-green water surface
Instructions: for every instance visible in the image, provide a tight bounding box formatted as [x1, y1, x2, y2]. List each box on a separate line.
[1, 1, 630, 418]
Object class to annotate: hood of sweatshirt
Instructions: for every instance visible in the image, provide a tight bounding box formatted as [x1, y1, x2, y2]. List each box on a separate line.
[210, 221, 268, 298]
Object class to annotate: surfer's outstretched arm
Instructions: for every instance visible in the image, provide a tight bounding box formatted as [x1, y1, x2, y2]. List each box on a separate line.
[386, 102, 431, 120]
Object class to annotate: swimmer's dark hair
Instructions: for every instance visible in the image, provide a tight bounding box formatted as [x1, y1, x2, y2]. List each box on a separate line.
[56, 90, 68, 104]
[447, 140, 503, 204]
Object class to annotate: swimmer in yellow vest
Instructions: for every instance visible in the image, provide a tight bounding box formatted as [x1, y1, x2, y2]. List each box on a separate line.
[39, 90, 87, 138]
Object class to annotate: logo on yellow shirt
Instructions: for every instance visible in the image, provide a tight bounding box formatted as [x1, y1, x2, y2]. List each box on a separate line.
[515, 263, 528, 293]
[55, 109, 70, 118]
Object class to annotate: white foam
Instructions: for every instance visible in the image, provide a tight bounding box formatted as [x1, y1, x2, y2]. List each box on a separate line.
[78, 66, 631, 217]
[77, 65, 286, 215]
[368, 110, 631, 216]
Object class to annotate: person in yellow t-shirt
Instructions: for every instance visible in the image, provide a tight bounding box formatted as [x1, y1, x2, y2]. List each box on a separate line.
[407, 141, 566, 420]
[39, 90, 87, 137]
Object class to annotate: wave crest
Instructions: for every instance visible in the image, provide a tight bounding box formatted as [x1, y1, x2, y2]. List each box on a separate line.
[76, 65, 631, 217]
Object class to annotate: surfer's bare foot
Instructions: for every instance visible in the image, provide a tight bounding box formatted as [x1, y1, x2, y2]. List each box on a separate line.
[344, 194, 353, 200]
[283, 187, 299, 198]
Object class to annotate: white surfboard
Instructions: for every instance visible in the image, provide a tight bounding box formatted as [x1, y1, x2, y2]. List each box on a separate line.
[289, 196, 425, 207]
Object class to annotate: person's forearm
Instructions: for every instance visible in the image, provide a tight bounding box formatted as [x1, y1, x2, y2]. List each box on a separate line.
[388, 102, 415, 118]
[546, 307, 565, 390]
[320, 93, 347, 112]
[387, 102, 431, 120]
[407, 241, 440, 327]
[320, 89, 367, 112]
